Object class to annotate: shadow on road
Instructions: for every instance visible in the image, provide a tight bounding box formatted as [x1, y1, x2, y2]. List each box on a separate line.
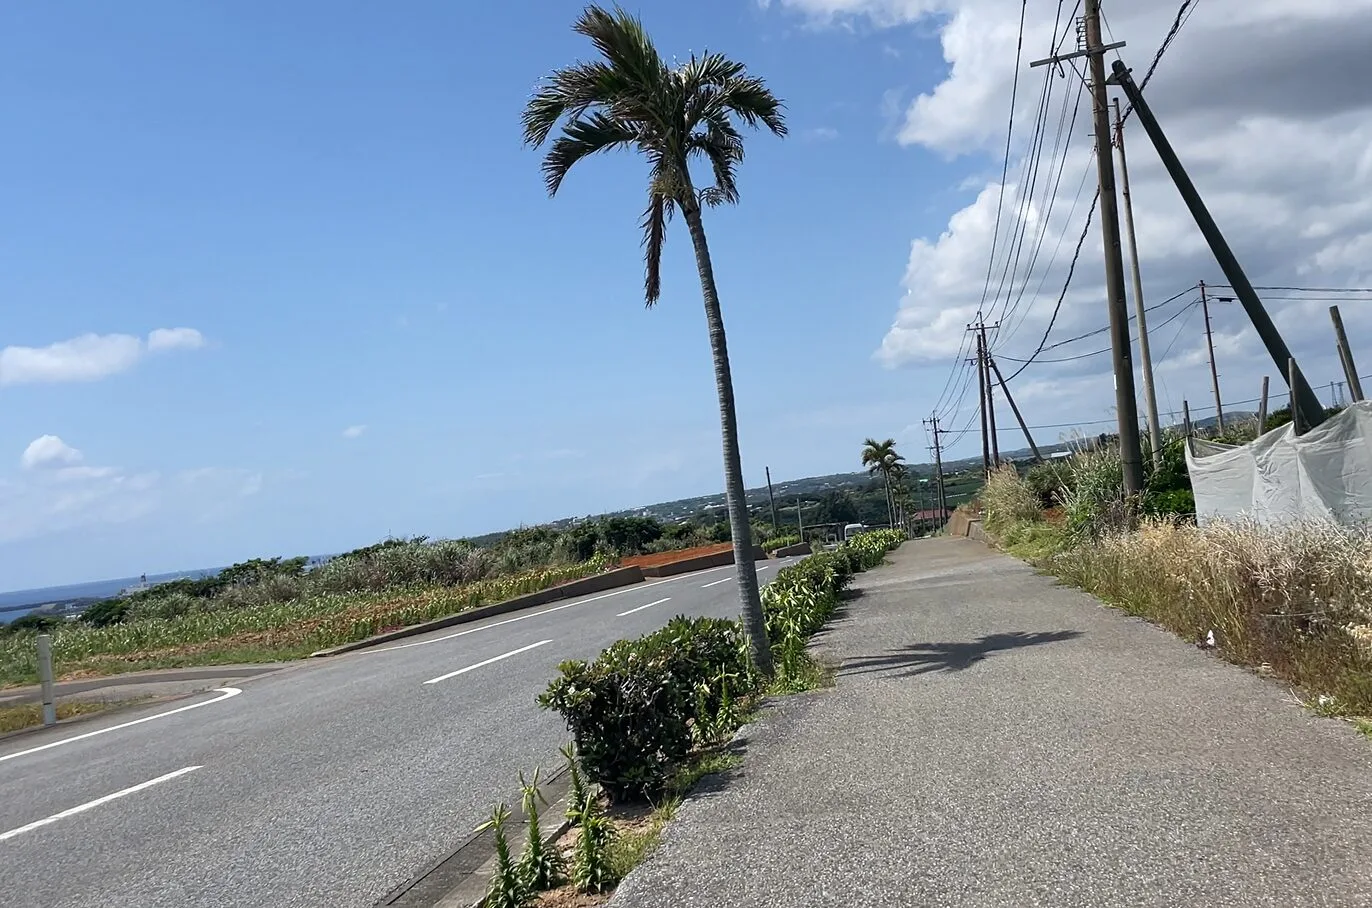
[841, 630, 1082, 679]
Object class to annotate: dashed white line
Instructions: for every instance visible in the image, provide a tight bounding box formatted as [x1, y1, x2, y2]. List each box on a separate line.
[702, 577, 732, 588]
[617, 597, 672, 617]
[0, 688, 242, 765]
[377, 566, 733, 654]
[0, 766, 202, 842]
[423, 640, 553, 685]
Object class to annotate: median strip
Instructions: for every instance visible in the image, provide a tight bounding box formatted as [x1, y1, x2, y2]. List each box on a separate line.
[0, 765, 202, 842]
[617, 596, 672, 617]
[422, 640, 553, 685]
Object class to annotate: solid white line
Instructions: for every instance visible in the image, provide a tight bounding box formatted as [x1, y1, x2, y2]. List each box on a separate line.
[423, 640, 553, 685]
[701, 577, 731, 588]
[0, 766, 202, 842]
[0, 688, 242, 765]
[617, 597, 672, 617]
[376, 566, 733, 654]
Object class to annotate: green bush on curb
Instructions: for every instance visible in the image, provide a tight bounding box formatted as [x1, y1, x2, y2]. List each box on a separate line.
[539, 530, 905, 802]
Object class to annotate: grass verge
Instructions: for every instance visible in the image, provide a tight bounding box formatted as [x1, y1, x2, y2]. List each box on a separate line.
[0, 698, 137, 734]
[0, 559, 611, 688]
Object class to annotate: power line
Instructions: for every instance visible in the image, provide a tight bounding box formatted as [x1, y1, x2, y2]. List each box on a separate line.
[974, 0, 1030, 322]
[1122, 0, 1198, 123]
[1002, 189, 1099, 382]
[994, 299, 1199, 364]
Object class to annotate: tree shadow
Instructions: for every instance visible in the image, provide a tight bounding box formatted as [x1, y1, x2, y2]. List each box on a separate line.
[841, 630, 1082, 679]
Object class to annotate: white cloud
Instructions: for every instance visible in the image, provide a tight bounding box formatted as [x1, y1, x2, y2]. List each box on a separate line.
[0, 327, 206, 386]
[342, 425, 367, 439]
[768, 0, 1372, 436]
[803, 126, 840, 141]
[21, 435, 83, 470]
[146, 327, 205, 352]
[1, 334, 144, 386]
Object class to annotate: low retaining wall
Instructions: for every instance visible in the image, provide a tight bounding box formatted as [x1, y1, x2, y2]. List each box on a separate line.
[640, 546, 766, 578]
[312, 565, 646, 656]
[771, 542, 812, 557]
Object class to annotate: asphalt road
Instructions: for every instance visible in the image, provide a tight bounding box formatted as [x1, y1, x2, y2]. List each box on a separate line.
[0, 558, 797, 908]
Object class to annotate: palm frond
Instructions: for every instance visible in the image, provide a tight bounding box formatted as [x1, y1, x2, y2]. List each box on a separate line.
[541, 112, 637, 196]
[574, 5, 667, 102]
[641, 192, 666, 306]
[523, 61, 630, 148]
[688, 113, 743, 207]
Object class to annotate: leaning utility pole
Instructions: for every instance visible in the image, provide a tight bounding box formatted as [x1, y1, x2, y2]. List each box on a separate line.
[1330, 305, 1365, 402]
[1113, 98, 1163, 466]
[764, 466, 779, 532]
[1108, 59, 1326, 431]
[1034, 2, 1143, 493]
[987, 355, 1043, 462]
[1199, 280, 1225, 432]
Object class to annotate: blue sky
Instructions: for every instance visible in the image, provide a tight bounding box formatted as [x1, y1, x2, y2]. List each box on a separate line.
[0, 0, 969, 587]
[5, 0, 1367, 588]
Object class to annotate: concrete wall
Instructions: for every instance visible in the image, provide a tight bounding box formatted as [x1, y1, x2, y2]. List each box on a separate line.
[641, 546, 766, 578]
[772, 542, 812, 557]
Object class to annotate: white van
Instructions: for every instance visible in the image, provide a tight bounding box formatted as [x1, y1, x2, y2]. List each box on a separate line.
[843, 523, 866, 541]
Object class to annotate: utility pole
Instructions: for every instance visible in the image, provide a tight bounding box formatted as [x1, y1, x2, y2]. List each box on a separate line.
[1330, 305, 1365, 402]
[979, 323, 1001, 467]
[1289, 360, 1306, 435]
[1084, 0, 1144, 493]
[987, 355, 1043, 462]
[973, 329, 991, 475]
[1257, 376, 1269, 433]
[795, 497, 804, 539]
[764, 466, 779, 533]
[1113, 98, 1163, 467]
[1199, 280, 1224, 432]
[924, 414, 948, 521]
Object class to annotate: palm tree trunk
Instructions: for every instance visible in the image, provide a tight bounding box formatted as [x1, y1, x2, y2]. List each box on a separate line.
[681, 203, 774, 677]
[883, 471, 894, 528]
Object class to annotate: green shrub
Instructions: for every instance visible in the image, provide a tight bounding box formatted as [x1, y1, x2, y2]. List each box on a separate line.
[762, 534, 801, 552]
[1023, 461, 1071, 508]
[538, 616, 752, 801]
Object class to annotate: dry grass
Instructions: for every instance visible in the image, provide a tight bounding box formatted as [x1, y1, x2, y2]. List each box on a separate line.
[0, 698, 134, 734]
[1051, 518, 1372, 714]
[979, 465, 1044, 536]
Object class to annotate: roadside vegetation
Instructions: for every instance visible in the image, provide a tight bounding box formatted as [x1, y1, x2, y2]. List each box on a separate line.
[475, 530, 903, 905]
[0, 698, 135, 735]
[975, 428, 1372, 723]
[0, 514, 786, 688]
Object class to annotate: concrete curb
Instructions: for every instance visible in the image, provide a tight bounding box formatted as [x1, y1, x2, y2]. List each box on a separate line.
[374, 765, 574, 908]
[311, 567, 646, 658]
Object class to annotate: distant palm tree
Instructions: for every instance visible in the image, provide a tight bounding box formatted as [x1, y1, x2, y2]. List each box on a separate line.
[860, 438, 903, 528]
[523, 5, 786, 675]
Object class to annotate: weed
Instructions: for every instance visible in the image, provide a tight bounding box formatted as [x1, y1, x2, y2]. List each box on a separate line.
[477, 803, 532, 908]
[572, 795, 616, 894]
[518, 769, 565, 892]
[0, 699, 130, 734]
[560, 742, 591, 826]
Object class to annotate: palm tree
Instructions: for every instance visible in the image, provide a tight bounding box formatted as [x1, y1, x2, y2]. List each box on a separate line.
[523, 5, 785, 675]
[860, 438, 903, 529]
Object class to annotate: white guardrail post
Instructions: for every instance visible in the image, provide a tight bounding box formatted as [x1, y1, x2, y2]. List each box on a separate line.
[37, 634, 56, 726]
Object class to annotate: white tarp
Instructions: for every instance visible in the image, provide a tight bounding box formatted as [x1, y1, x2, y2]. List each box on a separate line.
[1186, 400, 1372, 525]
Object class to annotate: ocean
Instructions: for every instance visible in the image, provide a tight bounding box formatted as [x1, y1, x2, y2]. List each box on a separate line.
[0, 555, 338, 623]
[0, 569, 221, 623]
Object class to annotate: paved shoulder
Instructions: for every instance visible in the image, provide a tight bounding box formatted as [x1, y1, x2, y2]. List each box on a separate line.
[612, 538, 1372, 907]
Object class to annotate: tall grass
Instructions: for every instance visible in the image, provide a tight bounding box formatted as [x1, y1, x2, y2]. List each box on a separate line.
[979, 465, 1043, 535]
[1052, 519, 1372, 713]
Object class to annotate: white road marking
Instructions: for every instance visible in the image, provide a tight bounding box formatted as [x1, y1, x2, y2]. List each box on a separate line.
[0, 766, 202, 842]
[0, 688, 242, 766]
[376, 566, 734, 654]
[423, 640, 553, 685]
[617, 597, 672, 617]
[702, 577, 732, 588]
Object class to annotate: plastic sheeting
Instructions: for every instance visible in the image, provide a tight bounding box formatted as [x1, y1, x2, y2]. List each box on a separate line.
[1186, 401, 1372, 525]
